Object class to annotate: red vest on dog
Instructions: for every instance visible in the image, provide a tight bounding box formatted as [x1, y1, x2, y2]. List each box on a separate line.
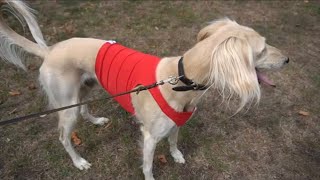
[95, 42, 193, 126]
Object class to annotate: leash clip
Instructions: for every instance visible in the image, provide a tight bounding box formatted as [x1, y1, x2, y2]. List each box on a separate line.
[165, 76, 181, 85]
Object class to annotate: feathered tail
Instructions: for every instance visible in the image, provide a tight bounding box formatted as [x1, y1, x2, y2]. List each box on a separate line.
[0, 0, 48, 70]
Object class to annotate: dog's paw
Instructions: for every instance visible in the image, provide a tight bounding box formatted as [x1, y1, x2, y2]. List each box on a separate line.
[171, 150, 186, 164]
[174, 156, 185, 164]
[74, 158, 92, 170]
[145, 177, 155, 180]
[94, 117, 109, 125]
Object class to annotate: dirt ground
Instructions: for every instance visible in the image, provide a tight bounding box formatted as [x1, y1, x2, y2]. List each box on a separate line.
[0, 1, 319, 179]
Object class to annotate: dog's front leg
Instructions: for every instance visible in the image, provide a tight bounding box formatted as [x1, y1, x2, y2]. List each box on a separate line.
[168, 127, 185, 163]
[142, 130, 157, 180]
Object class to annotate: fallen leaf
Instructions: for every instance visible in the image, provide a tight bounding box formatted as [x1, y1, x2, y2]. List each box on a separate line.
[8, 108, 17, 115]
[105, 121, 112, 129]
[299, 110, 310, 116]
[28, 83, 37, 90]
[27, 64, 38, 71]
[65, 24, 74, 34]
[52, 27, 57, 35]
[136, 148, 143, 156]
[71, 132, 82, 145]
[9, 90, 21, 96]
[157, 154, 167, 164]
[62, 21, 75, 35]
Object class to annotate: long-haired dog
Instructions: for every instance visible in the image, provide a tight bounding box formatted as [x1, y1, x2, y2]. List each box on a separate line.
[0, 1, 289, 179]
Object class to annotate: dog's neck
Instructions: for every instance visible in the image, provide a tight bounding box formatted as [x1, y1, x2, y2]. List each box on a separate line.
[157, 55, 210, 112]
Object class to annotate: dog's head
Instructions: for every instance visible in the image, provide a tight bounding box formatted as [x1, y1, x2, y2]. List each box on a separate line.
[194, 18, 289, 111]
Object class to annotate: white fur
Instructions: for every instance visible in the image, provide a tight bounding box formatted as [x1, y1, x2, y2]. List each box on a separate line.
[6, 0, 47, 48]
[0, 32, 26, 69]
[0, 0, 47, 69]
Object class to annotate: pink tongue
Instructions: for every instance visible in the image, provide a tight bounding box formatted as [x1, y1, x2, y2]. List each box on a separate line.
[257, 71, 276, 87]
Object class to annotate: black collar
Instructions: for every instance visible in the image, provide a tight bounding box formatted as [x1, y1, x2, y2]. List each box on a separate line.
[172, 57, 209, 91]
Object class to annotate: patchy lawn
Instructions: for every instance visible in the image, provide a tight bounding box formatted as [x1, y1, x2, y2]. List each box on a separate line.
[0, 0, 319, 179]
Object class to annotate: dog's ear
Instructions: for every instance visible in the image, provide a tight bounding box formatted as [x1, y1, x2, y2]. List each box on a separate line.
[210, 37, 260, 111]
[197, 19, 232, 42]
[197, 26, 214, 42]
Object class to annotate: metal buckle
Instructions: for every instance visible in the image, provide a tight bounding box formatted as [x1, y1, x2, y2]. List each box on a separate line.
[167, 76, 180, 85]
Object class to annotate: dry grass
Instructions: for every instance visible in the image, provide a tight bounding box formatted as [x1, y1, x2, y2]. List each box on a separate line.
[0, 1, 320, 179]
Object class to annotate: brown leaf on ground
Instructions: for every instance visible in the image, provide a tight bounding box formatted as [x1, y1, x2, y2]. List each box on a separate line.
[65, 24, 74, 34]
[105, 121, 112, 129]
[298, 110, 310, 116]
[28, 83, 37, 90]
[27, 64, 38, 71]
[9, 90, 21, 96]
[8, 108, 17, 115]
[62, 21, 75, 35]
[71, 132, 82, 145]
[157, 154, 168, 164]
[136, 148, 143, 156]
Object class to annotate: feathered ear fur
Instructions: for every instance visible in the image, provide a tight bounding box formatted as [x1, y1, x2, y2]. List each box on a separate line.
[209, 36, 260, 112]
[197, 18, 233, 42]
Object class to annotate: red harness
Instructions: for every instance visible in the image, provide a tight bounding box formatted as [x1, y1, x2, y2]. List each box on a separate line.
[95, 42, 194, 126]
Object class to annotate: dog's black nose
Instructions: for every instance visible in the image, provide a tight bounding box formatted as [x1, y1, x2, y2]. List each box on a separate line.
[285, 57, 290, 64]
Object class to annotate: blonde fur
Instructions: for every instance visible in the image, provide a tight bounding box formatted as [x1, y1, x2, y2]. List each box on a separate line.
[210, 37, 260, 112]
[0, 1, 288, 180]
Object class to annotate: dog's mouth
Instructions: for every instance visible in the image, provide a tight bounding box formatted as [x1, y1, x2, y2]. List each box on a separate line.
[256, 68, 276, 87]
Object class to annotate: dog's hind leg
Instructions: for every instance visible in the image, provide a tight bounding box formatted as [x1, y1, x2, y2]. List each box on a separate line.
[39, 67, 91, 170]
[80, 105, 109, 125]
[79, 76, 109, 125]
[168, 127, 185, 163]
[58, 108, 92, 170]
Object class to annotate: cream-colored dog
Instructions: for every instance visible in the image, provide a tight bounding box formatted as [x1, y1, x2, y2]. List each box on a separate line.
[0, 1, 289, 179]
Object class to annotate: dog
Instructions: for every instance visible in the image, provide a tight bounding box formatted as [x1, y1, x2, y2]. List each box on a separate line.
[0, 1, 289, 179]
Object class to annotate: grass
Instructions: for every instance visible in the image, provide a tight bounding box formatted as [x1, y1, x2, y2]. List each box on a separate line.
[312, 74, 320, 88]
[0, 0, 320, 179]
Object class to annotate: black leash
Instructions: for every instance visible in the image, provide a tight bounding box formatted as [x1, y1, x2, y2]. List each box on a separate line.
[0, 78, 177, 126]
[0, 57, 209, 126]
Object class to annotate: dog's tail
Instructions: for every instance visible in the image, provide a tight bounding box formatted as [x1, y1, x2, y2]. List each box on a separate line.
[0, 0, 48, 70]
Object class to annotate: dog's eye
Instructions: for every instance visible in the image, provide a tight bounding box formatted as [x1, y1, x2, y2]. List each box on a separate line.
[257, 47, 267, 58]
